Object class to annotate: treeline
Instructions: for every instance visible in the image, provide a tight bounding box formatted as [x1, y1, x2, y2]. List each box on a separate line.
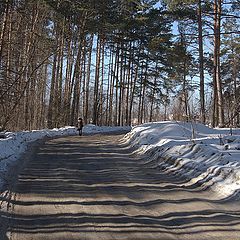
[163, 0, 240, 128]
[0, 0, 239, 131]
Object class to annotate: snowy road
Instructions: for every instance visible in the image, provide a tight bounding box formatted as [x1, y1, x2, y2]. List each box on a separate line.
[1, 133, 240, 240]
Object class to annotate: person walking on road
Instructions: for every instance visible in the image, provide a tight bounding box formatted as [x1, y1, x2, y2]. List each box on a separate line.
[77, 117, 84, 136]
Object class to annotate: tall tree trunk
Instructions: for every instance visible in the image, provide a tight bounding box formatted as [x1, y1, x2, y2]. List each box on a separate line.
[71, 42, 85, 126]
[56, 21, 65, 127]
[52, 20, 64, 128]
[47, 50, 57, 128]
[39, 63, 48, 128]
[92, 35, 101, 125]
[232, 46, 239, 126]
[114, 43, 120, 126]
[63, 22, 74, 125]
[125, 42, 132, 126]
[118, 46, 124, 126]
[212, 73, 218, 127]
[105, 47, 113, 125]
[70, 34, 84, 125]
[0, 0, 10, 65]
[183, 59, 188, 120]
[214, 0, 224, 127]
[108, 46, 116, 126]
[129, 43, 141, 125]
[129, 64, 138, 126]
[141, 61, 148, 124]
[138, 61, 144, 125]
[198, 0, 205, 124]
[24, 3, 40, 130]
[84, 34, 93, 124]
[150, 63, 157, 122]
[70, 13, 87, 126]
[121, 47, 128, 126]
[99, 38, 105, 126]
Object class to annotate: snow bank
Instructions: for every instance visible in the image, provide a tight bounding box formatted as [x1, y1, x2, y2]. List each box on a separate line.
[0, 125, 130, 191]
[0, 126, 76, 190]
[83, 124, 131, 134]
[123, 121, 240, 198]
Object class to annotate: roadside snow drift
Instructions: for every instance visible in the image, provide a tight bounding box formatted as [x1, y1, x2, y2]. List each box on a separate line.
[123, 121, 240, 198]
[0, 127, 76, 190]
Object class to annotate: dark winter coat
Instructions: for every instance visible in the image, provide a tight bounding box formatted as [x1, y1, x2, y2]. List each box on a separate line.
[77, 119, 83, 130]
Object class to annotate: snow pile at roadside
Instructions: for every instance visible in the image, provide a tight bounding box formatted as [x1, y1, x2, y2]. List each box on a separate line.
[123, 121, 240, 198]
[0, 126, 76, 190]
[83, 124, 131, 134]
[0, 125, 130, 191]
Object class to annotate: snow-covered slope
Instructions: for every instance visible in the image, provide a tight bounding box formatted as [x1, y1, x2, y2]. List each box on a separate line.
[123, 121, 240, 198]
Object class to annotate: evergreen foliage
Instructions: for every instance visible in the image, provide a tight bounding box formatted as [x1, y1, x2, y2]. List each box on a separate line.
[0, 0, 239, 130]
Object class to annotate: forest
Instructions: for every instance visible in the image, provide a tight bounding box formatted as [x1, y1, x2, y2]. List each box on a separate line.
[0, 0, 239, 131]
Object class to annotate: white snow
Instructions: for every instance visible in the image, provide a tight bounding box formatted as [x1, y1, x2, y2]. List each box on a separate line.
[1, 121, 240, 199]
[0, 125, 130, 191]
[122, 121, 240, 198]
